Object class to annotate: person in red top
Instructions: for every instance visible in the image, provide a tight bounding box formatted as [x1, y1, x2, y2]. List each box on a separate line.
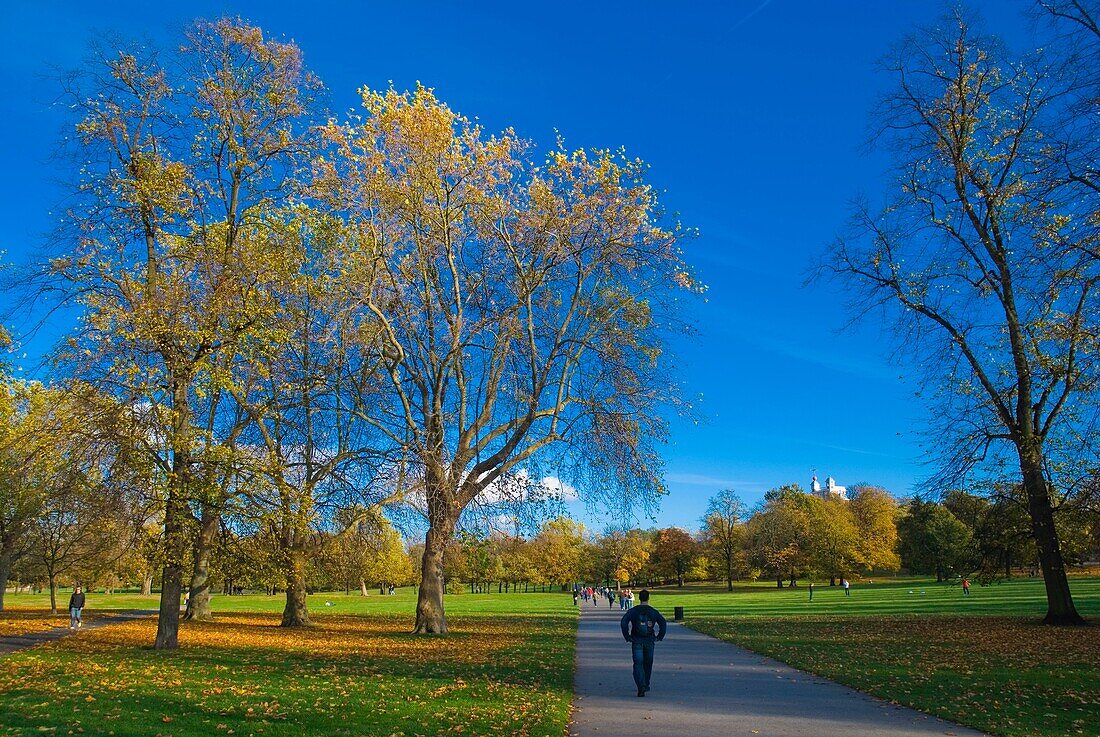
[962, 577, 971, 596]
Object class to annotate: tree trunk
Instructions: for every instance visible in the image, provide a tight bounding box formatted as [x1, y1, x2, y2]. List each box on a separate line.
[413, 521, 453, 634]
[154, 492, 189, 649]
[281, 547, 311, 627]
[726, 576, 733, 592]
[1020, 453, 1084, 625]
[142, 571, 153, 596]
[0, 539, 14, 612]
[360, 580, 368, 596]
[154, 380, 194, 651]
[775, 578, 783, 588]
[185, 506, 219, 621]
[49, 574, 57, 614]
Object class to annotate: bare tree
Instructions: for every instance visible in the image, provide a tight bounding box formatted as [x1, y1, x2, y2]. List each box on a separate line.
[824, 10, 1098, 624]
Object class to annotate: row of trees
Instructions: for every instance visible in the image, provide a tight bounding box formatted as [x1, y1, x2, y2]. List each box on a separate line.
[6, 450, 1096, 607]
[440, 482, 1098, 593]
[0, 374, 415, 609]
[2, 16, 693, 648]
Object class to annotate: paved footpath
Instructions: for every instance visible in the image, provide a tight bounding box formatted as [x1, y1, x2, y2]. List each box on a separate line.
[0, 610, 156, 655]
[570, 602, 986, 737]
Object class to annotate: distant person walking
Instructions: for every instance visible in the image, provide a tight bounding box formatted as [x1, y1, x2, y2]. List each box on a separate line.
[962, 577, 971, 596]
[620, 589, 667, 697]
[808, 582, 814, 601]
[573, 589, 579, 606]
[68, 585, 86, 629]
[841, 578, 850, 597]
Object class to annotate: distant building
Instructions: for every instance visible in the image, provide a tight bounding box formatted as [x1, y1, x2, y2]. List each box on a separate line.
[810, 473, 848, 501]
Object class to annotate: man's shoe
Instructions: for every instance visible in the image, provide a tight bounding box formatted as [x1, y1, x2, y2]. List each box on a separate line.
[644, 685, 650, 692]
[637, 688, 645, 697]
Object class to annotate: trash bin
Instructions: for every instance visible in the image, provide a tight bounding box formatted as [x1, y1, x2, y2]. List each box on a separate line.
[674, 606, 684, 621]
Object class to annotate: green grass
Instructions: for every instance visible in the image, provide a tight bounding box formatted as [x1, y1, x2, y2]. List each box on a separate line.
[1, 585, 570, 617]
[0, 591, 577, 737]
[647, 576, 1100, 737]
[642, 574, 1100, 618]
[4, 578, 1099, 737]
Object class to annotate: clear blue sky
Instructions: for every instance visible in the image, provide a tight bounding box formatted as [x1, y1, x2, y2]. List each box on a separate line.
[0, 1, 1036, 531]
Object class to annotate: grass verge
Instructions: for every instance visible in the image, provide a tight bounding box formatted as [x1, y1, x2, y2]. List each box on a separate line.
[0, 596, 576, 737]
[674, 577, 1099, 737]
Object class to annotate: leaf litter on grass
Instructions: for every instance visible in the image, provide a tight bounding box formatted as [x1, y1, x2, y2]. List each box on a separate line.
[691, 615, 1100, 737]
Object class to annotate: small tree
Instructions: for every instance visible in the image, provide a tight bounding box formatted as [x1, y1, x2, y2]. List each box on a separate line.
[702, 489, 747, 592]
[648, 527, 700, 587]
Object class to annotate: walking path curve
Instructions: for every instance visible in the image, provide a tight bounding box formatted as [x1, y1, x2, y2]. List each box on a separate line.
[0, 610, 156, 656]
[570, 601, 986, 737]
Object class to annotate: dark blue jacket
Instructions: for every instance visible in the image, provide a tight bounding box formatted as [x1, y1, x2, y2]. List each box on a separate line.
[620, 604, 666, 642]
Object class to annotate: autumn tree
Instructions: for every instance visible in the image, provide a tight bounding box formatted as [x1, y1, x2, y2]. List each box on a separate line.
[24, 385, 141, 612]
[848, 485, 901, 574]
[746, 485, 811, 587]
[527, 517, 586, 589]
[316, 86, 697, 633]
[227, 207, 401, 626]
[46, 19, 321, 647]
[805, 495, 860, 584]
[0, 379, 47, 610]
[588, 529, 651, 588]
[701, 489, 748, 591]
[648, 527, 700, 587]
[320, 507, 409, 594]
[824, 11, 1098, 623]
[497, 534, 535, 592]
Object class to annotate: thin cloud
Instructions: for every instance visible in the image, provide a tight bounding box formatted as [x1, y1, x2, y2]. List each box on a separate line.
[732, 0, 777, 31]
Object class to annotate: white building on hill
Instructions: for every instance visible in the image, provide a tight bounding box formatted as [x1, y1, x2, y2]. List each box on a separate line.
[810, 473, 848, 501]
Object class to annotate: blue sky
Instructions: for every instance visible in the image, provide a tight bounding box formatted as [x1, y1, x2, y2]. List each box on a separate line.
[0, 1, 1037, 532]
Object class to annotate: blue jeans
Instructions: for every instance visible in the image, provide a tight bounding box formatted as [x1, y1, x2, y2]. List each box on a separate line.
[70, 607, 82, 627]
[631, 639, 655, 691]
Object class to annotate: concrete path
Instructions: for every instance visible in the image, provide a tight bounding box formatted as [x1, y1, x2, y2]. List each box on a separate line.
[0, 610, 156, 655]
[570, 602, 986, 737]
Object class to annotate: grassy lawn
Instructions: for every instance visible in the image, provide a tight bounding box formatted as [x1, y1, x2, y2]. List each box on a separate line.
[650, 576, 1100, 737]
[0, 591, 577, 737]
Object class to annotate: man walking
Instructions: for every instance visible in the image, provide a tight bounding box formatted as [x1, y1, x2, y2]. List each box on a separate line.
[620, 589, 666, 697]
[68, 585, 86, 629]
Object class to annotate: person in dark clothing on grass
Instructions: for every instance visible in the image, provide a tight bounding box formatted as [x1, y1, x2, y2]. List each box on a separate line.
[620, 589, 666, 697]
[68, 585, 86, 630]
